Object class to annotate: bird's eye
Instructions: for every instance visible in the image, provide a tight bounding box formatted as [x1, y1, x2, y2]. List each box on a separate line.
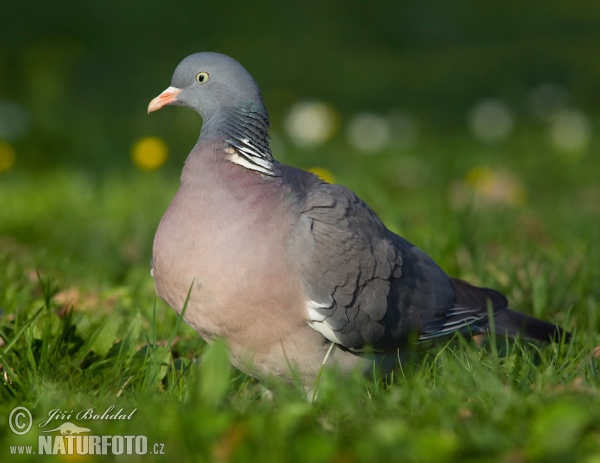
[195, 72, 210, 84]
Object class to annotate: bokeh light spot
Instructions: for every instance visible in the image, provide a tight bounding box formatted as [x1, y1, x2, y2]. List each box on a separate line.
[284, 101, 337, 148]
[347, 113, 391, 154]
[549, 109, 591, 157]
[468, 99, 514, 143]
[131, 137, 168, 170]
[308, 167, 336, 184]
[0, 141, 16, 172]
[464, 166, 526, 207]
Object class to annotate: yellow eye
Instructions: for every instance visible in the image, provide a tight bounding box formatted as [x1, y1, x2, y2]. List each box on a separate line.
[195, 72, 210, 84]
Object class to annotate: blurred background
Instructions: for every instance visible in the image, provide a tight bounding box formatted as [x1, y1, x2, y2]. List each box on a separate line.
[1, 5, 599, 457]
[2, 0, 600, 169]
[1, 0, 599, 292]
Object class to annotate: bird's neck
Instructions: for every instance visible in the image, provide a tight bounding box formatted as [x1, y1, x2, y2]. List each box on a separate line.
[199, 103, 275, 176]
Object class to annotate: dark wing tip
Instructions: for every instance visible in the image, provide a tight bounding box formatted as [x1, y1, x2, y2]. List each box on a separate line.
[492, 308, 571, 343]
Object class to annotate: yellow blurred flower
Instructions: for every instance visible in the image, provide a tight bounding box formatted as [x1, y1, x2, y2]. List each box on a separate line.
[131, 137, 168, 170]
[0, 141, 16, 172]
[308, 167, 336, 184]
[464, 166, 527, 207]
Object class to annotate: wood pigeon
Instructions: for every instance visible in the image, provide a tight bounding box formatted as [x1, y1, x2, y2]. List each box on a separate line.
[148, 52, 570, 389]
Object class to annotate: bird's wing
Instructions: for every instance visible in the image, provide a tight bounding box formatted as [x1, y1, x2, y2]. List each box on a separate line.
[291, 174, 480, 351]
[418, 278, 508, 341]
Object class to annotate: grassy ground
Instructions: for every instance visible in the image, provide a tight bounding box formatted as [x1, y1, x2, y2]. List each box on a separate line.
[0, 129, 599, 462]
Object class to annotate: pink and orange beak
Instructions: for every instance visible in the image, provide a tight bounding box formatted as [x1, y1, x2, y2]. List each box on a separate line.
[147, 86, 182, 113]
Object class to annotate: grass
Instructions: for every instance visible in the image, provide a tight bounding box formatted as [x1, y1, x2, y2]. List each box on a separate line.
[0, 128, 599, 462]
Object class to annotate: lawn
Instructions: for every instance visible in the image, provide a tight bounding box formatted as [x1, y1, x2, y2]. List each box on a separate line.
[0, 126, 599, 462]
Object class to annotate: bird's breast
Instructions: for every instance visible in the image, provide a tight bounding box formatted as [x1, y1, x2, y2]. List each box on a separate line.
[151, 172, 305, 344]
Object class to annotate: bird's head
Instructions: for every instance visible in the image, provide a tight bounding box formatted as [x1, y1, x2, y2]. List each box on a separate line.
[148, 52, 267, 120]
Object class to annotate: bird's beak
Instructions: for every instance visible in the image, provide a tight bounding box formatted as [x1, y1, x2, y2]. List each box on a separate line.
[147, 86, 182, 113]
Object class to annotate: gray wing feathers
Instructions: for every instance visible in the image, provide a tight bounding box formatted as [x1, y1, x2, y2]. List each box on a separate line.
[297, 182, 453, 351]
[289, 172, 555, 351]
[418, 278, 507, 341]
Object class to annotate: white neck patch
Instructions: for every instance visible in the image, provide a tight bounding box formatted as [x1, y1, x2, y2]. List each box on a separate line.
[224, 143, 273, 175]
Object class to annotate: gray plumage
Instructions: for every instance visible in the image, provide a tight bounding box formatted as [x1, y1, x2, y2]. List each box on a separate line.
[148, 52, 570, 388]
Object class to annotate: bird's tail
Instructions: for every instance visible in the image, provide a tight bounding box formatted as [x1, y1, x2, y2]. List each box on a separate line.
[490, 308, 571, 343]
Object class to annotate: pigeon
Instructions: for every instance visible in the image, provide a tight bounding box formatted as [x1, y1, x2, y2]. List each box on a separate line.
[148, 52, 570, 389]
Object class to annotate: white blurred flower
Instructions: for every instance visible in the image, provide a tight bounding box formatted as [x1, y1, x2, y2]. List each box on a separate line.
[528, 83, 569, 121]
[0, 100, 31, 141]
[347, 113, 391, 154]
[468, 99, 514, 143]
[388, 111, 418, 149]
[283, 101, 337, 147]
[549, 109, 591, 155]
